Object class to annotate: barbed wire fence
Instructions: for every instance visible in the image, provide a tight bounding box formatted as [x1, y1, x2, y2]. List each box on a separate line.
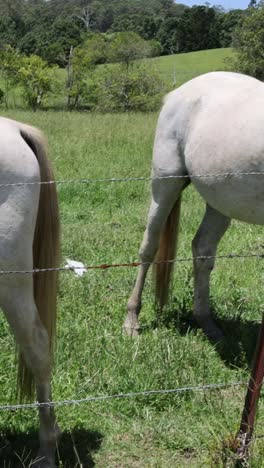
[3, 170, 264, 187]
[0, 382, 245, 412]
[1, 170, 264, 412]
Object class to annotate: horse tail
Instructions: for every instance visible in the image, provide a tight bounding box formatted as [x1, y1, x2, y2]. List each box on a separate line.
[18, 123, 60, 401]
[154, 197, 181, 309]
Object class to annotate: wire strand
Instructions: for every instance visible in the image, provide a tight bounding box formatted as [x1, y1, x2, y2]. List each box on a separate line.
[1, 253, 264, 275]
[0, 381, 245, 411]
[3, 171, 264, 188]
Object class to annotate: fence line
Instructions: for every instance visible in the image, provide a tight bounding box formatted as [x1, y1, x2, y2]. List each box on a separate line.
[0, 381, 245, 412]
[0, 170, 259, 416]
[2, 171, 264, 188]
[1, 253, 264, 275]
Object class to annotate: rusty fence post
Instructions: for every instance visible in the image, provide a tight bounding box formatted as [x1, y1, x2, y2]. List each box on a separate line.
[234, 313, 264, 459]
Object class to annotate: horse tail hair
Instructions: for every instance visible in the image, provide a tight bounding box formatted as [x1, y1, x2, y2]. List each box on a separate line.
[154, 197, 181, 310]
[18, 123, 60, 401]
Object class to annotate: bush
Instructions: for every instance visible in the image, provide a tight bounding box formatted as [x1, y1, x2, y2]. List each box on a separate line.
[0, 46, 21, 106]
[148, 39, 163, 57]
[17, 55, 60, 110]
[87, 64, 165, 112]
[67, 31, 165, 112]
[66, 35, 107, 109]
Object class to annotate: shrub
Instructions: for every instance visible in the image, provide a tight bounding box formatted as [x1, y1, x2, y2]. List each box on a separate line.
[90, 64, 165, 112]
[66, 35, 106, 109]
[0, 46, 21, 107]
[17, 55, 60, 110]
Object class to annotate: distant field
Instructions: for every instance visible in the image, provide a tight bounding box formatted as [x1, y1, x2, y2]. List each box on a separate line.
[150, 47, 234, 88]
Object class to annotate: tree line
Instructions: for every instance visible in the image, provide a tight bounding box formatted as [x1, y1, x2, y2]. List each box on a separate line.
[0, 0, 246, 65]
[0, 31, 166, 111]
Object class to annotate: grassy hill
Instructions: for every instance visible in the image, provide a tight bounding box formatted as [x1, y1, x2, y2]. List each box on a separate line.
[151, 47, 234, 88]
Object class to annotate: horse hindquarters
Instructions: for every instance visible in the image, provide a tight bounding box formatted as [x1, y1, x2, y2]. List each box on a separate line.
[0, 121, 60, 467]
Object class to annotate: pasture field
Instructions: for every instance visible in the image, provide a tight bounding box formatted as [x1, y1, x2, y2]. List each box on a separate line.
[151, 47, 234, 87]
[0, 109, 263, 467]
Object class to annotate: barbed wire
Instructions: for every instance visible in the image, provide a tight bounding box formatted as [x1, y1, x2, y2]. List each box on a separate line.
[0, 171, 259, 416]
[3, 171, 264, 188]
[1, 252, 264, 275]
[0, 381, 245, 411]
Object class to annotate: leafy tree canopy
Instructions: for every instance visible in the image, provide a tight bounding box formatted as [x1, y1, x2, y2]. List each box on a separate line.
[0, 0, 246, 64]
[232, 4, 264, 80]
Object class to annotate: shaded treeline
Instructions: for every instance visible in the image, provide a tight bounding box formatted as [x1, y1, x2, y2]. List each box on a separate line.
[0, 0, 246, 65]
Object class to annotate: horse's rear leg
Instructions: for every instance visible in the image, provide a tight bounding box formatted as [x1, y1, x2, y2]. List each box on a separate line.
[123, 177, 186, 337]
[192, 204, 230, 341]
[0, 279, 60, 468]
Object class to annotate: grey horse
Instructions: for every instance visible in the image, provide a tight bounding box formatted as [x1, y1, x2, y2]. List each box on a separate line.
[0, 117, 60, 467]
[123, 72, 264, 341]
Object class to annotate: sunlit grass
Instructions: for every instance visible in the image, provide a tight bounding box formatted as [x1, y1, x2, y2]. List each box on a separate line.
[0, 47, 262, 467]
[0, 108, 262, 466]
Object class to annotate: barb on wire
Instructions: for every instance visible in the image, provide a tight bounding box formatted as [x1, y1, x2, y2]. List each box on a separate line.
[0, 381, 245, 411]
[2, 171, 264, 188]
[0, 252, 264, 275]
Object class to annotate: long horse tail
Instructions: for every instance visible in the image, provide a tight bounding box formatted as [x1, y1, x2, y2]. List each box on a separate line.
[18, 123, 60, 401]
[154, 197, 181, 309]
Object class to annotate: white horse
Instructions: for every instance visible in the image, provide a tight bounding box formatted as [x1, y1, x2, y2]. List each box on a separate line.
[0, 118, 60, 467]
[123, 71, 264, 341]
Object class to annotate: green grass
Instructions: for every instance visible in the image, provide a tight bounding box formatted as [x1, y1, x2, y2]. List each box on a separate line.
[0, 49, 263, 467]
[150, 47, 234, 88]
[0, 110, 263, 467]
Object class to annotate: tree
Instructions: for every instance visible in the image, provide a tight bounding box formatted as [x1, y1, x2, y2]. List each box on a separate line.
[0, 16, 17, 47]
[232, 6, 264, 80]
[19, 2, 83, 65]
[92, 30, 165, 112]
[16, 55, 59, 110]
[107, 32, 151, 69]
[157, 17, 180, 54]
[219, 9, 245, 47]
[110, 14, 161, 40]
[0, 46, 20, 106]
[66, 34, 106, 108]
[175, 6, 221, 53]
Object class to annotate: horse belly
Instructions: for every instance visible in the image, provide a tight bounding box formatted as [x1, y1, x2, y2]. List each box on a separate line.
[191, 176, 264, 225]
[184, 106, 264, 225]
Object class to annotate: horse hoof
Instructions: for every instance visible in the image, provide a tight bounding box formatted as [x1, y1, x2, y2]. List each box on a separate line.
[122, 320, 140, 338]
[206, 327, 225, 343]
[195, 317, 224, 343]
[122, 325, 140, 338]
